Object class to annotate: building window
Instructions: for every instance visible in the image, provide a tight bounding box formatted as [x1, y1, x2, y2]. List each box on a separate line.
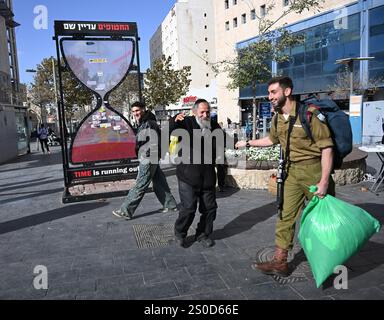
[225, 0, 229, 9]
[206, 73, 209, 77]
[250, 9, 256, 20]
[260, 5, 266, 17]
[242, 13, 246, 24]
[225, 21, 230, 31]
[283, 0, 290, 6]
[204, 13, 207, 17]
[369, 6, 384, 81]
[206, 84, 210, 88]
[233, 0, 237, 5]
[233, 17, 238, 28]
[205, 25, 207, 29]
[205, 37, 208, 41]
[205, 49, 208, 53]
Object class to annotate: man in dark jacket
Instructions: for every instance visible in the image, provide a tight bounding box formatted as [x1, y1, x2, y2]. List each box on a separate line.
[170, 99, 223, 248]
[112, 101, 177, 220]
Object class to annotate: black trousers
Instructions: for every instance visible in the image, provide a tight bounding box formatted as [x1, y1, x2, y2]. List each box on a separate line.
[39, 138, 50, 153]
[217, 164, 227, 187]
[175, 179, 217, 239]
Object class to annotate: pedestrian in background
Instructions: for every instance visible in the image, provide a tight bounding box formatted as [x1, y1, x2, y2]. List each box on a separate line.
[37, 123, 50, 154]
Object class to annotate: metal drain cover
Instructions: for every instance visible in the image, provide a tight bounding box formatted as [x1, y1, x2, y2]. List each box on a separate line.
[132, 224, 175, 249]
[255, 245, 311, 284]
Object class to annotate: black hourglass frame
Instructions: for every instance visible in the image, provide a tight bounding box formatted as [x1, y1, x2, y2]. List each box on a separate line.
[54, 20, 142, 203]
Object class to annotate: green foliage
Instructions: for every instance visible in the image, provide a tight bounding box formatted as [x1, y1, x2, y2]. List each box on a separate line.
[29, 57, 56, 108]
[226, 145, 280, 161]
[143, 55, 191, 110]
[29, 57, 93, 122]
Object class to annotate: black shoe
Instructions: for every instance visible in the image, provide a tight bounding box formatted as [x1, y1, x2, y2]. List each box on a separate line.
[112, 209, 132, 220]
[176, 237, 187, 248]
[195, 234, 215, 248]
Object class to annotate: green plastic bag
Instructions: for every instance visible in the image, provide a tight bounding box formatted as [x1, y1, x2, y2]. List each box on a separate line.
[298, 185, 381, 288]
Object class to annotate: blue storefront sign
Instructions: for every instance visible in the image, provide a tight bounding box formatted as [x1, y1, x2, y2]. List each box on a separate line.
[259, 102, 272, 118]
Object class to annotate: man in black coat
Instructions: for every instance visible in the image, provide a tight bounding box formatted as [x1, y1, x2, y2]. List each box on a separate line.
[170, 99, 224, 248]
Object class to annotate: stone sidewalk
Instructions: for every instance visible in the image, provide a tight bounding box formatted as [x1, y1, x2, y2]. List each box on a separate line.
[0, 147, 383, 300]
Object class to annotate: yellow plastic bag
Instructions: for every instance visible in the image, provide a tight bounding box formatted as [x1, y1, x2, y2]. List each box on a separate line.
[169, 136, 179, 155]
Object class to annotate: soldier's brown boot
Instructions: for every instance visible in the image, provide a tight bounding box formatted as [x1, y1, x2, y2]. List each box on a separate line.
[252, 246, 290, 277]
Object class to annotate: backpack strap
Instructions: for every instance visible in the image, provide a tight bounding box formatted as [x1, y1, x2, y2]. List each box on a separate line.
[299, 103, 315, 143]
[285, 106, 300, 163]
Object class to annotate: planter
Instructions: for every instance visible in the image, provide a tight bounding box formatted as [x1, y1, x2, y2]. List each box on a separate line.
[225, 167, 277, 189]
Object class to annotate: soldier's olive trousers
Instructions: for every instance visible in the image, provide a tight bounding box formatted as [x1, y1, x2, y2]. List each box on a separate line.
[275, 161, 335, 250]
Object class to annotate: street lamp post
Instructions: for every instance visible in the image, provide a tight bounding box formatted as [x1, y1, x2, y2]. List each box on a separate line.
[51, 58, 59, 133]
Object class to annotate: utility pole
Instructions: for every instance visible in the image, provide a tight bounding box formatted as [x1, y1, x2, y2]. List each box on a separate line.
[51, 57, 59, 133]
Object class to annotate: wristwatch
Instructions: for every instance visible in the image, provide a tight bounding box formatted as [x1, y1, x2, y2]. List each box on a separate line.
[246, 140, 250, 148]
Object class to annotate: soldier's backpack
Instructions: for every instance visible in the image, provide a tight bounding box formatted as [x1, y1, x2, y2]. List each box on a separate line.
[273, 98, 353, 169]
[298, 98, 353, 169]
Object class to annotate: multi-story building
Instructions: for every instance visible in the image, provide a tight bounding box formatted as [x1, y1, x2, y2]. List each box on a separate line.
[149, 0, 217, 119]
[0, 0, 28, 163]
[214, 0, 384, 126]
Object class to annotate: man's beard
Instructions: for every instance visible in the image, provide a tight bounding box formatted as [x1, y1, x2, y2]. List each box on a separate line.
[196, 116, 211, 130]
[273, 95, 287, 112]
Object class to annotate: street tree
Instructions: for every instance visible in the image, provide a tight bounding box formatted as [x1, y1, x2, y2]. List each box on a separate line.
[143, 55, 191, 111]
[212, 0, 323, 139]
[29, 57, 56, 123]
[29, 57, 93, 131]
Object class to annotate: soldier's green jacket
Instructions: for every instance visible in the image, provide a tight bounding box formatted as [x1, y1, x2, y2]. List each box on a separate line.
[269, 101, 334, 162]
[268, 101, 335, 250]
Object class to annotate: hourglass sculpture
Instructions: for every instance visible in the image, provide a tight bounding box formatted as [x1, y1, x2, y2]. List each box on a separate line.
[54, 20, 141, 203]
[61, 39, 136, 163]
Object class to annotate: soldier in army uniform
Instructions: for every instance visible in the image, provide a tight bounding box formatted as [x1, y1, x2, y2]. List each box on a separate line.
[235, 76, 335, 277]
